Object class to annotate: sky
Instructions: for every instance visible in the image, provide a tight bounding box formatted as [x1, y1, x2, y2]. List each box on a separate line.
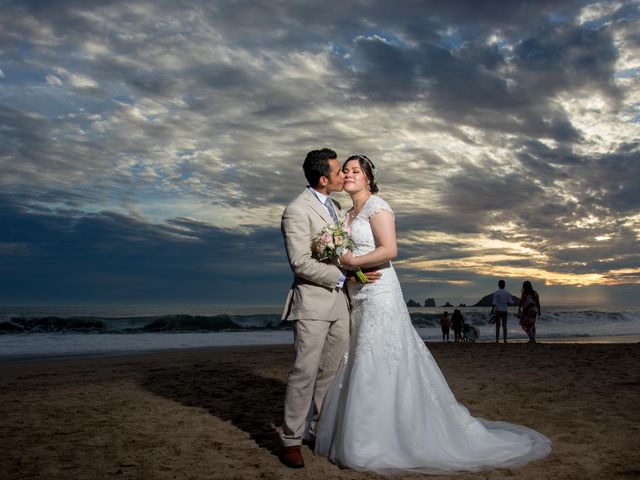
[1, 0, 639, 308]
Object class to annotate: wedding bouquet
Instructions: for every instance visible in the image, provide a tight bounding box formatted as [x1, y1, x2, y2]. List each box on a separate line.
[312, 223, 368, 283]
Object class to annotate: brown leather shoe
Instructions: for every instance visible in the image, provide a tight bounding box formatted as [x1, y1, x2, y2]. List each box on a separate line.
[280, 445, 304, 468]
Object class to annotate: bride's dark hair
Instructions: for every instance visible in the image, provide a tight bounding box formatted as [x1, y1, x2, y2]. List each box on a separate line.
[345, 154, 379, 193]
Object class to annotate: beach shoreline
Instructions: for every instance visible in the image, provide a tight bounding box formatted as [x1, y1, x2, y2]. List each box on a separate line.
[2, 343, 639, 479]
[2, 333, 639, 364]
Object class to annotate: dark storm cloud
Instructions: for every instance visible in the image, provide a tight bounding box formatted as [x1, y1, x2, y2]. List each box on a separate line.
[512, 23, 620, 96]
[515, 141, 640, 218]
[442, 165, 545, 217]
[330, 11, 624, 142]
[0, 196, 289, 303]
[583, 149, 640, 213]
[0, 0, 638, 304]
[0, 105, 49, 168]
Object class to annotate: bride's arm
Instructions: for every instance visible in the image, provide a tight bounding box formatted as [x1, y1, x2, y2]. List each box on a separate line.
[340, 211, 397, 269]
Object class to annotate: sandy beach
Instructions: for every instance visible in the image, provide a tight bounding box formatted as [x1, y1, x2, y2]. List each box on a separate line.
[1, 342, 639, 480]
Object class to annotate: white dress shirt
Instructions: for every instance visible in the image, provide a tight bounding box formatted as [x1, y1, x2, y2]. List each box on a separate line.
[492, 288, 513, 311]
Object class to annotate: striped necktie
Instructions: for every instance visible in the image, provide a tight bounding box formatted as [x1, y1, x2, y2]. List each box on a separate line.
[324, 197, 339, 224]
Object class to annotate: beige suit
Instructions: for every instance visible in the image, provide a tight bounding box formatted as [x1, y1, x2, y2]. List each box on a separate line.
[281, 188, 350, 446]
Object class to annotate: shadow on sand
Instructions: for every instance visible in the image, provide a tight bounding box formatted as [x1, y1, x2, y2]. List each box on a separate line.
[141, 359, 287, 457]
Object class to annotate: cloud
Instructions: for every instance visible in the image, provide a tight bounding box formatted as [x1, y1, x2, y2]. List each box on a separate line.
[45, 74, 63, 86]
[0, 195, 290, 304]
[0, 0, 638, 305]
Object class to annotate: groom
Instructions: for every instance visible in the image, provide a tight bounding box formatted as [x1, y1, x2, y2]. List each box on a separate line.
[280, 148, 378, 468]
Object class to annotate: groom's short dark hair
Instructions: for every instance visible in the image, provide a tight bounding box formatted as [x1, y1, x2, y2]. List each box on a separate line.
[303, 148, 337, 187]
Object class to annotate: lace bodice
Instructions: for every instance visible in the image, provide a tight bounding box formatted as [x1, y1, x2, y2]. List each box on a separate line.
[345, 195, 404, 370]
[347, 195, 394, 257]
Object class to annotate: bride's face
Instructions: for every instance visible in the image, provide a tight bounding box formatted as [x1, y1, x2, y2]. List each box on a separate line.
[342, 159, 369, 194]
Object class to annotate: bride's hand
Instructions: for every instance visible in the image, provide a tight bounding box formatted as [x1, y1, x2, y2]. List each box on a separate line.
[339, 251, 356, 268]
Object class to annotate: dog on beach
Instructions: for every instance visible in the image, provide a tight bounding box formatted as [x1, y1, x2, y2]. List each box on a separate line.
[462, 324, 479, 343]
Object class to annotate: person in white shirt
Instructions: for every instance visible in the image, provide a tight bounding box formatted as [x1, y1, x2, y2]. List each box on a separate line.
[491, 280, 513, 343]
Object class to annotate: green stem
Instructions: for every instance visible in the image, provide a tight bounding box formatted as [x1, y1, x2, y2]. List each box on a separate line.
[355, 270, 368, 284]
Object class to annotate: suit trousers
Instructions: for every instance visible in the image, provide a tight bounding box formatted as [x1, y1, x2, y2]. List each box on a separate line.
[282, 316, 349, 446]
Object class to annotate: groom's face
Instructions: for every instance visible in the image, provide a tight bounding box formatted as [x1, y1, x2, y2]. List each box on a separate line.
[324, 158, 344, 193]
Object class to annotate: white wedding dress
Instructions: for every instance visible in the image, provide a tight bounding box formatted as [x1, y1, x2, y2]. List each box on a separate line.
[315, 195, 551, 474]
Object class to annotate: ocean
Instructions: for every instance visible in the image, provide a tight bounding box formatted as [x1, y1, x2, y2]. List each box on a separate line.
[1, 305, 639, 359]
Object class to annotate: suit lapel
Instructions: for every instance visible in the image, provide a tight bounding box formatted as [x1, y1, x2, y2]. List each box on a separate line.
[303, 188, 333, 224]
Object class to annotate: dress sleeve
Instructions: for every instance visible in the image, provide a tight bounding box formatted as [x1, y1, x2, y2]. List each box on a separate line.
[364, 195, 395, 219]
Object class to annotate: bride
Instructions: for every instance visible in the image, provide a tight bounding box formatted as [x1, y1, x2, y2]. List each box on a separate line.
[314, 154, 551, 474]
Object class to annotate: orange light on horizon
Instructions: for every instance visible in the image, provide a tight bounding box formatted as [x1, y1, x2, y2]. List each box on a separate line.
[396, 258, 640, 287]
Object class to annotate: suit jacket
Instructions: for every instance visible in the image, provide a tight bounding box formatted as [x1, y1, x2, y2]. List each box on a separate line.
[281, 188, 350, 321]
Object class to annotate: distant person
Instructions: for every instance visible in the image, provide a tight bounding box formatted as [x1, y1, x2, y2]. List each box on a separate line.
[518, 281, 541, 344]
[491, 280, 513, 343]
[440, 311, 451, 342]
[451, 309, 465, 342]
